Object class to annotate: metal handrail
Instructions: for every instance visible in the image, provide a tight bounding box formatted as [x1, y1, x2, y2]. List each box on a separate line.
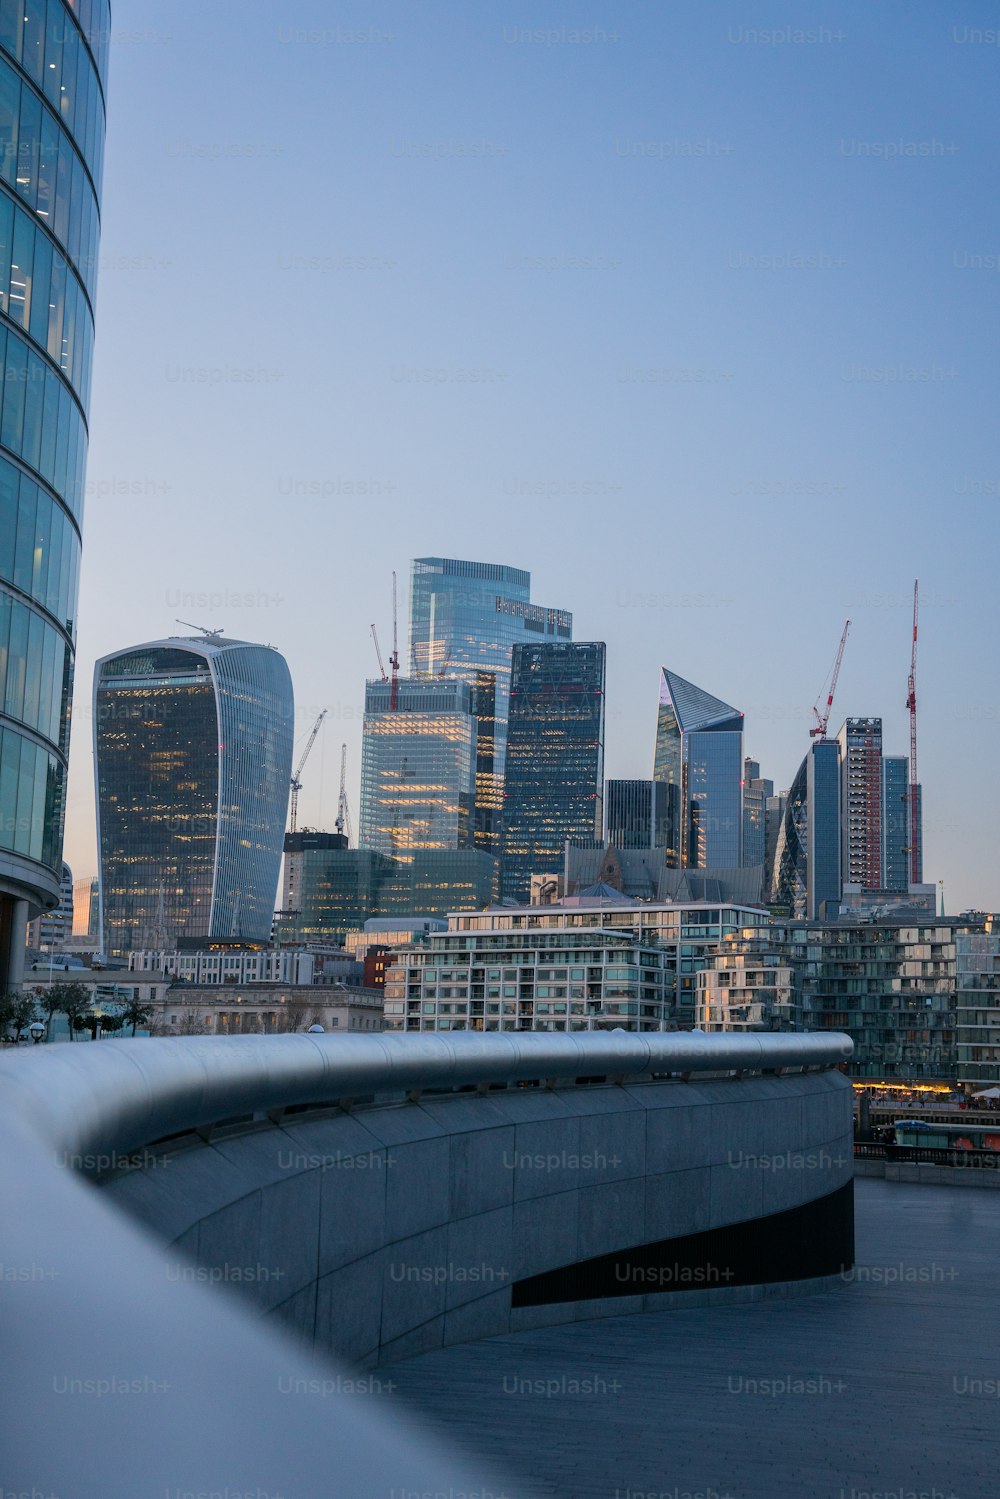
[0, 1031, 851, 1497]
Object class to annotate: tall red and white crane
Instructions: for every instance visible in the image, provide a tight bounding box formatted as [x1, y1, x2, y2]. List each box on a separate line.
[289, 709, 327, 834]
[810, 620, 850, 739]
[905, 580, 919, 884]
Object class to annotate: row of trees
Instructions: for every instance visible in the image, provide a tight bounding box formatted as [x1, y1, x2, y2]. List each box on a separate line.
[0, 982, 153, 1043]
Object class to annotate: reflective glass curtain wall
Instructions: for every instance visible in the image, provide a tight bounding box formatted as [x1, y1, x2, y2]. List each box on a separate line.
[358, 677, 478, 859]
[653, 668, 744, 871]
[0, 0, 107, 988]
[881, 755, 909, 893]
[94, 638, 294, 957]
[408, 557, 573, 847]
[501, 641, 605, 903]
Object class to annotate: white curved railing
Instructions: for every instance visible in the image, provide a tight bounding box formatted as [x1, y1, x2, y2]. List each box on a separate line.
[0, 1030, 851, 1496]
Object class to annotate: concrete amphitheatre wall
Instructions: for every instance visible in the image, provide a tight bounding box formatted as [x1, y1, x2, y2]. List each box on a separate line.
[103, 1070, 854, 1366]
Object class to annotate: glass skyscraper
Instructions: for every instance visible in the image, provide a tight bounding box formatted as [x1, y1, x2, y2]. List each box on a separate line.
[653, 668, 744, 869]
[501, 641, 605, 903]
[771, 740, 842, 920]
[881, 756, 922, 891]
[605, 778, 667, 849]
[94, 634, 294, 957]
[408, 557, 573, 847]
[359, 676, 478, 859]
[771, 754, 808, 916]
[0, 1, 108, 988]
[807, 739, 842, 918]
[836, 716, 883, 890]
[741, 758, 773, 869]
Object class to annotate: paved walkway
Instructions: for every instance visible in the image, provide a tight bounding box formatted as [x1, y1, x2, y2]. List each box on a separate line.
[389, 1178, 1000, 1499]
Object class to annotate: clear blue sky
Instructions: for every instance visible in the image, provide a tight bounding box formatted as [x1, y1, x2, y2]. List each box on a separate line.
[66, 0, 1000, 913]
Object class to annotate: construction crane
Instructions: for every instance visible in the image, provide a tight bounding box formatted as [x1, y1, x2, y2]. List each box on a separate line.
[289, 709, 327, 834]
[905, 580, 919, 884]
[370, 624, 387, 680]
[334, 743, 352, 845]
[810, 619, 851, 739]
[389, 569, 400, 711]
[370, 572, 401, 708]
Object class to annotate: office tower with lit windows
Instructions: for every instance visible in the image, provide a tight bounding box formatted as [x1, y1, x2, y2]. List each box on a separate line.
[741, 759, 773, 869]
[359, 677, 478, 859]
[501, 641, 605, 903]
[408, 557, 573, 848]
[94, 634, 294, 957]
[653, 668, 744, 869]
[605, 778, 667, 850]
[0, 1, 108, 987]
[836, 717, 883, 890]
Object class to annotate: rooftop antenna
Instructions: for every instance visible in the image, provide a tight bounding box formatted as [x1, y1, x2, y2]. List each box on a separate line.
[175, 620, 225, 640]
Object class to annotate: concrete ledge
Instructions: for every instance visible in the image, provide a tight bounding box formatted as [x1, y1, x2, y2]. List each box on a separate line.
[856, 1158, 1000, 1188]
[105, 1071, 855, 1366]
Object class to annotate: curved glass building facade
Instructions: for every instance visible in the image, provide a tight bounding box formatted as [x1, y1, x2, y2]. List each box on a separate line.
[771, 753, 808, 917]
[653, 668, 744, 870]
[0, 0, 107, 987]
[94, 636, 294, 957]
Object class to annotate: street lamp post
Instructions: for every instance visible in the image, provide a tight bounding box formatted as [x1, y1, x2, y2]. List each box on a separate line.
[28, 1021, 44, 1044]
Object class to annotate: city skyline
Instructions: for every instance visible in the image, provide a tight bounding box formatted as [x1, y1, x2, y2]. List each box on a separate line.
[61, 0, 1000, 915]
[65, 559, 971, 909]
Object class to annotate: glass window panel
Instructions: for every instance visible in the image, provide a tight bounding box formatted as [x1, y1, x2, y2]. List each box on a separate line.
[28, 223, 50, 343]
[53, 111, 69, 243]
[39, 361, 58, 481]
[50, 622, 63, 728]
[46, 245, 64, 359]
[72, 25, 89, 155]
[0, 727, 19, 849]
[0, 589, 9, 700]
[0, 0, 24, 60]
[45, 499, 61, 614]
[58, 18, 76, 129]
[56, 493, 70, 606]
[54, 382, 69, 494]
[67, 149, 81, 263]
[13, 734, 35, 852]
[13, 474, 35, 591]
[0, 63, 18, 187]
[44, 0, 63, 107]
[30, 731, 46, 857]
[15, 84, 39, 199]
[29, 605, 50, 728]
[36, 104, 58, 223]
[4, 597, 27, 716]
[38, 612, 54, 736]
[1, 329, 25, 450]
[21, 3, 44, 85]
[20, 348, 44, 468]
[30, 483, 48, 602]
[9, 206, 34, 326]
[0, 457, 15, 577]
[66, 279, 80, 388]
[0, 191, 12, 311]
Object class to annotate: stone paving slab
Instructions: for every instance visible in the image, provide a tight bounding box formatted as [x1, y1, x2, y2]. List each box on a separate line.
[386, 1179, 999, 1499]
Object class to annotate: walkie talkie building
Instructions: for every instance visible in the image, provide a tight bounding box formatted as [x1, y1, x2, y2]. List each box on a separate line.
[94, 635, 294, 957]
[0, 0, 108, 987]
